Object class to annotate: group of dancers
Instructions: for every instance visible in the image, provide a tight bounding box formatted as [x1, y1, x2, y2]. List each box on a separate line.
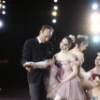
[22, 25, 100, 100]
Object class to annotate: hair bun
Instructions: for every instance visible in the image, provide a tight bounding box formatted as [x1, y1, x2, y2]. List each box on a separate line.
[97, 52, 100, 56]
[69, 35, 75, 43]
[77, 35, 88, 40]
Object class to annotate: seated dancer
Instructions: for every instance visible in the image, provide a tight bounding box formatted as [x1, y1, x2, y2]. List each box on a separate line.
[81, 52, 100, 91]
[89, 52, 100, 81]
[87, 74, 100, 100]
[24, 35, 87, 100]
[83, 52, 100, 90]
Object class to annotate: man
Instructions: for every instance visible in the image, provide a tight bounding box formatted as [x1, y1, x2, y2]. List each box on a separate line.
[21, 25, 54, 100]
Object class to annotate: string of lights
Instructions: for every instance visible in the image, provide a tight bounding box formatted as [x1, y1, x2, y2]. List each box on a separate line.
[0, 0, 6, 29]
[91, 3, 100, 33]
[90, 2, 100, 42]
[52, 0, 58, 24]
[0, 0, 6, 15]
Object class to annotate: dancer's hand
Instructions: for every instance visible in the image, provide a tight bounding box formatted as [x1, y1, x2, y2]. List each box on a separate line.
[48, 59, 54, 67]
[23, 62, 35, 72]
[57, 76, 64, 83]
[57, 77, 68, 83]
[23, 62, 31, 67]
[25, 67, 33, 72]
[23, 62, 35, 68]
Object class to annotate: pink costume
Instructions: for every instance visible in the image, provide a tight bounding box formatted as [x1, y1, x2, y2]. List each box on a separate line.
[47, 61, 87, 100]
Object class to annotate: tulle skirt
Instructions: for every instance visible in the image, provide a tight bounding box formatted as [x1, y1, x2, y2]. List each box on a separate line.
[47, 65, 87, 100]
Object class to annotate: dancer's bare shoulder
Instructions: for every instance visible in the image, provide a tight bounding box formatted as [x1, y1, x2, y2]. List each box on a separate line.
[68, 52, 77, 61]
[69, 49, 84, 63]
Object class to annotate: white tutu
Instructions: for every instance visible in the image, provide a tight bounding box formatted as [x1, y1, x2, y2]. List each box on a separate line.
[80, 67, 92, 80]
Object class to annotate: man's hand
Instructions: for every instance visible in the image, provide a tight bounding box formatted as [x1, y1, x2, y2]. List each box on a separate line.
[25, 67, 33, 72]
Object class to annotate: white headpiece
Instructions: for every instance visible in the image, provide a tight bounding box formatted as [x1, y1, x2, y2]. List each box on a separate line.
[69, 34, 75, 43]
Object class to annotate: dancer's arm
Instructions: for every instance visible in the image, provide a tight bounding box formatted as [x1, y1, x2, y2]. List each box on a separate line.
[87, 69, 94, 81]
[23, 58, 55, 69]
[34, 56, 55, 69]
[23, 60, 49, 69]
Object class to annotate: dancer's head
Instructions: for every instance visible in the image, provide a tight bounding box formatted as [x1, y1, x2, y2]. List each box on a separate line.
[60, 35, 75, 50]
[75, 35, 89, 52]
[39, 25, 54, 43]
[92, 74, 100, 87]
[95, 53, 100, 66]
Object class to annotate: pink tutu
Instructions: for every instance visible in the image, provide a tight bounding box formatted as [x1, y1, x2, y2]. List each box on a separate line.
[47, 61, 87, 100]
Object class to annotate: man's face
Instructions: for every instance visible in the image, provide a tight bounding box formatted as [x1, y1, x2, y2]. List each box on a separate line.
[40, 29, 52, 43]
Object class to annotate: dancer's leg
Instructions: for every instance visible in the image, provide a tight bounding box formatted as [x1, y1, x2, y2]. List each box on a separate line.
[82, 79, 93, 90]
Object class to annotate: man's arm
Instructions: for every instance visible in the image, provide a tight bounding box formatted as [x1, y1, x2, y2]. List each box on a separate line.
[44, 41, 53, 60]
[21, 40, 31, 67]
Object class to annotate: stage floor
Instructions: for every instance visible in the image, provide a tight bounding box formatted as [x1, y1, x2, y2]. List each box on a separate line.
[0, 87, 30, 100]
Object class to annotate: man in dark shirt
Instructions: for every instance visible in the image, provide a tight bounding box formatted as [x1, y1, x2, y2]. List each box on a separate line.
[21, 25, 54, 100]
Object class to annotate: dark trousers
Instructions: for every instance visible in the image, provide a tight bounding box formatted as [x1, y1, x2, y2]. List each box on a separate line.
[29, 81, 46, 100]
[47, 99, 53, 100]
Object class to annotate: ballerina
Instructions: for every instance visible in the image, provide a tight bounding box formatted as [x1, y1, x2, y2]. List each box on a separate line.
[69, 35, 89, 79]
[47, 35, 87, 100]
